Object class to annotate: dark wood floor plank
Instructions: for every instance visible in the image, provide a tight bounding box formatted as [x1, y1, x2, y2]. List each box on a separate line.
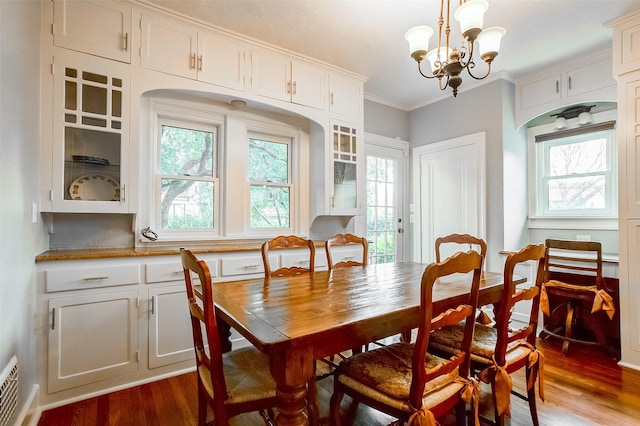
[38, 338, 640, 426]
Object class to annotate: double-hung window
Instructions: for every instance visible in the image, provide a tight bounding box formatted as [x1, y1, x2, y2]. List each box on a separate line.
[247, 132, 293, 231]
[153, 117, 219, 239]
[531, 121, 616, 219]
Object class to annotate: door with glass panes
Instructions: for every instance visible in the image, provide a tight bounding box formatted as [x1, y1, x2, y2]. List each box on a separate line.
[365, 142, 406, 263]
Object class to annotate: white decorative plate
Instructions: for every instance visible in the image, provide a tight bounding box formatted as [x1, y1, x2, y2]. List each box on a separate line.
[68, 174, 120, 201]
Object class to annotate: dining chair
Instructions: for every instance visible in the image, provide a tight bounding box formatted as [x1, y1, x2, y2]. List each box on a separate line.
[435, 233, 487, 263]
[435, 233, 491, 327]
[329, 250, 483, 426]
[428, 243, 546, 426]
[180, 248, 277, 426]
[539, 239, 618, 358]
[261, 235, 315, 277]
[325, 233, 368, 269]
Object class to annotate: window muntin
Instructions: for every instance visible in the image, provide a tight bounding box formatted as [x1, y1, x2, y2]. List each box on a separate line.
[248, 134, 292, 230]
[155, 120, 219, 236]
[537, 129, 615, 217]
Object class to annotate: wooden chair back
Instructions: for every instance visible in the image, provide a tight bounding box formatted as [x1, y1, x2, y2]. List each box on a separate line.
[544, 239, 604, 290]
[435, 233, 487, 263]
[494, 244, 546, 366]
[261, 235, 316, 277]
[180, 249, 229, 420]
[410, 250, 482, 409]
[325, 233, 368, 269]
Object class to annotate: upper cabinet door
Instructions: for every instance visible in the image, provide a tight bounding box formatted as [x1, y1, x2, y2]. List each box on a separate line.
[329, 72, 363, 118]
[140, 13, 197, 80]
[250, 50, 292, 103]
[566, 58, 616, 99]
[50, 51, 131, 213]
[53, 0, 131, 63]
[291, 60, 326, 110]
[197, 31, 246, 91]
[518, 73, 562, 110]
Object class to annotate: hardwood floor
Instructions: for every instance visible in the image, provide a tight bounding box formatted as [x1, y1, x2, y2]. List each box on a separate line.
[38, 338, 640, 426]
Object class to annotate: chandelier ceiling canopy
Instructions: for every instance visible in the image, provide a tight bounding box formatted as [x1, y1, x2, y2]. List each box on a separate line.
[404, 0, 506, 97]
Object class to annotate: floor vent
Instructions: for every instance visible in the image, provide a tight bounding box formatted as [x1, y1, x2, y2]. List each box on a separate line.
[0, 355, 18, 426]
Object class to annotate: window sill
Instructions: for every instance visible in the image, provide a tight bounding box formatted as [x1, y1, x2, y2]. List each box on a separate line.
[527, 217, 618, 230]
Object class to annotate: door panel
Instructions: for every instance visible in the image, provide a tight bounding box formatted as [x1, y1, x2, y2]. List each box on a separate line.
[413, 132, 486, 263]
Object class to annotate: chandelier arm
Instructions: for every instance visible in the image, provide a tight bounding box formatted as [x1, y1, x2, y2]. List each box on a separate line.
[466, 60, 492, 80]
[438, 74, 450, 91]
[417, 61, 440, 79]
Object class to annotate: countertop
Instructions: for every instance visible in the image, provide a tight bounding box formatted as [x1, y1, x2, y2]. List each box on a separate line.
[35, 239, 327, 262]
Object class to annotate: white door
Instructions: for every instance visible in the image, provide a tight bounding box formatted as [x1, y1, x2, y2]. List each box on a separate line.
[365, 134, 409, 263]
[413, 132, 486, 263]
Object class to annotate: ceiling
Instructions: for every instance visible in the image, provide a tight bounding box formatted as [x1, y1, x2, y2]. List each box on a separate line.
[145, 0, 640, 111]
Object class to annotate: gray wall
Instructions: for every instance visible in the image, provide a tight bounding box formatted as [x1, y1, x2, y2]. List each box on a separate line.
[408, 79, 517, 271]
[364, 99, 410, 141]
[0, 1, 48, 424]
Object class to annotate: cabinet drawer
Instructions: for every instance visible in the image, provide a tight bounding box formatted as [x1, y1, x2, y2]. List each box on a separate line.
[220, 254, 267, 277]
[45, 264, 140, 293]
[145, 257, 218, 284]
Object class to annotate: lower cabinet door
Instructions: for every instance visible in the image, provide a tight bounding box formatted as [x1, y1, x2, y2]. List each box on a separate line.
[48, 290, 139, 393]
[148, 285, 195, 368]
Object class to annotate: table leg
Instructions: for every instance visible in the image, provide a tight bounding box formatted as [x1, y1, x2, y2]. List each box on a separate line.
[269, 346, 315, 426]
[215, 314, 232, 353]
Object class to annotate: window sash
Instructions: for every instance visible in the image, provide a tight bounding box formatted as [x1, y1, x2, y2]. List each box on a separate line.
[536, 128, 615, 218]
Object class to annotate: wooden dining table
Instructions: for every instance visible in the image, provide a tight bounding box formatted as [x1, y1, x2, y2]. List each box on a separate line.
[212, 261, 519, 426]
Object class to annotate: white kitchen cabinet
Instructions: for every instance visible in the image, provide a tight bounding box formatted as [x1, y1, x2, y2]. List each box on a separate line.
[515, 51, 616, 128]
[52, 0, 132, 63]
[140, 13, 246, 91]
[251, 50, 326, 110]
[331, 121, 361, 215]
[48, 289, 139, 393]
[329, 72, 364, 118]
[309, 119, 363, 218]
[147, 284, 195, 368]
[48, 50, 131, 213]
[620, 74, 640, 217]
[609, 9, 640, 368]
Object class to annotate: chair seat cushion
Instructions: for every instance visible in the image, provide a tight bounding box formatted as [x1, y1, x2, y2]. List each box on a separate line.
[429, 323, 532, 367]
[199, 346, 276, 404]
[335, 342, 463, 412]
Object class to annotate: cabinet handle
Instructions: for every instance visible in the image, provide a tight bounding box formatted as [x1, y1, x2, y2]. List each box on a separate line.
[150, 295, 155, 315]
[287, 80, 292, 94]
[243, 264, 260, 269]
[331, 92, 334, 105]
[51, 308, 55, 330]
[122, 184, 125, 202]
[555, 80, 559, 93]
[123, 33, 129, 52]
[198, 55, 203, 71]
[568, 76, 572, 90]
[191, 53, 196, 69]
[293, 81, 297, 95]
[83, 276, 109, 281]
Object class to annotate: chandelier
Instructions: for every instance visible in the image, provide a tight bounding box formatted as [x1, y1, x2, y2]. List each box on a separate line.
[404, 0, 506, 97]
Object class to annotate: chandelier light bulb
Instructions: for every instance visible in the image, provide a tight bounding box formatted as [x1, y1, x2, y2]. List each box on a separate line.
[477, 26, 506, 62]
[454, 0, 489, 40]
[404, 25, 433, 61]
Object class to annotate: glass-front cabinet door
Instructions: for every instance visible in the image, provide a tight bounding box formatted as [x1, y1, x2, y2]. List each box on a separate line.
[51, 53, 130, 212]
[331, 121, 361, 214]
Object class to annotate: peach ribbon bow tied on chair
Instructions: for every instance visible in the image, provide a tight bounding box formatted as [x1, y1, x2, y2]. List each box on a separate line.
[477, 342, 545, 418]
[540, 281, 615, 319]
[592, 288, 615, 319]
[407, 377, 480, 426]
